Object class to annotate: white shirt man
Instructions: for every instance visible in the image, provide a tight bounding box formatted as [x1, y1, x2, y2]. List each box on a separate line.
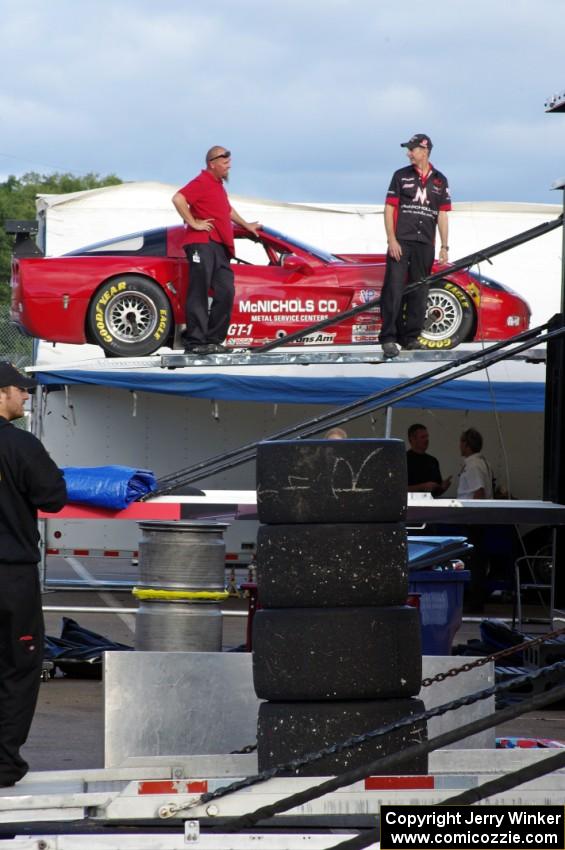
[456, 428, 493, 499]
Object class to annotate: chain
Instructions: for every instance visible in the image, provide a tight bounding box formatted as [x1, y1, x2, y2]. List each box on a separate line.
[421, 624, 565, 687]
[158, 659, 565, 819]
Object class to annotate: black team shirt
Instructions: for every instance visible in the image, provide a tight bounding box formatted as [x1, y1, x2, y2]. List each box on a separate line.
[386, 164, 451, 244]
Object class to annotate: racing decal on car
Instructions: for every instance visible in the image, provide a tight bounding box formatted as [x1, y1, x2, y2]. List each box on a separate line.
[227, 323, 253, 337]
[239, 298, 340, 324]
[351, 322, 380, 343]
[300, 332, 337, 345]
[351, 289, 379, 313]
[464, 281, 481, 305]
[94, 280, 127, 344]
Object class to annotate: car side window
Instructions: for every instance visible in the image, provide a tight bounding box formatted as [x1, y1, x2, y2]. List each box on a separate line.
[232, 236, 281, 266]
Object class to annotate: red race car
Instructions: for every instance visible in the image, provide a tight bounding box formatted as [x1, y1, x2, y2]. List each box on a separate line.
[11, 224, 530, 357]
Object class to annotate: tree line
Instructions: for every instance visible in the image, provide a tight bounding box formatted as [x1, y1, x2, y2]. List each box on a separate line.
[0, 172, 122, 303]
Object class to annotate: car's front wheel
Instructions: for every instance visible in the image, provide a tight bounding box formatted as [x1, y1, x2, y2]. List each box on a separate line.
[419, 280, 475, 350]
[87, 276, 173, 357]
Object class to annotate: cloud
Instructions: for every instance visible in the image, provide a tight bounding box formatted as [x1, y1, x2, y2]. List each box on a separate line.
[0, 0, 563, 202]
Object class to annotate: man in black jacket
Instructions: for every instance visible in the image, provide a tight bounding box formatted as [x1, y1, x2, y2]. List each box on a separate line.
[0, 362, 66, 786]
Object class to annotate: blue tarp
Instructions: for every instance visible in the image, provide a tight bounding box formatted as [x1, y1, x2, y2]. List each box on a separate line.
[35, 368, 545, 412]
[62, 465, 156, 509]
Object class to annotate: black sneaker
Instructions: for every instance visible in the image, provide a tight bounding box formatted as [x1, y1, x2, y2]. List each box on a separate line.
[403, 340, 426, 350]
[382, 342, 400, 358]
[207, 343, 229, 353]
[184, 344, 214, 355]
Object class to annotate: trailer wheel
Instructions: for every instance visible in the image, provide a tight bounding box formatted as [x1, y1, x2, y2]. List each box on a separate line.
[87, 276, 173, 357]
[420, 281, 475, 350]
[256, 522, 407, 608]
[258, 698, 427, 776]
[252, 606, 422, 700]
[256, 439, 407, 524]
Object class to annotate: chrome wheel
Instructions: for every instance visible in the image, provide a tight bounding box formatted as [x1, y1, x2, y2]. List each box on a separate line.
[105, 291, 158, 343]
[424, 287, 465, 341]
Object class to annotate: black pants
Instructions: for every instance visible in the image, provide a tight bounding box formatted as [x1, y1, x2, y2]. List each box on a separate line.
[379, 241, 435, 344]
[0, 564, 44, 784]
[183, 242, 235, 345]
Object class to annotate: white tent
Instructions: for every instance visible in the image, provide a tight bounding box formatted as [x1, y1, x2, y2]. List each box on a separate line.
[36, 182, 562, 329]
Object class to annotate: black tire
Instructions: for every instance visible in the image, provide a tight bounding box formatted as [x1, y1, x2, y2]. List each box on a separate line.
[256, 439, 407, 524]
[419, 280, 475, 350]
[87, 275, 173, 357]
[256, 522, 407, 608]
[257, 698, 427, 776]
[252, 606, 421, 700]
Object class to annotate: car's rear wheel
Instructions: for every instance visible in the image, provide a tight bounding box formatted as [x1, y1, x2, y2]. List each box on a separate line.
[87, 276, 173, 357]
[419, 280, 475, 350]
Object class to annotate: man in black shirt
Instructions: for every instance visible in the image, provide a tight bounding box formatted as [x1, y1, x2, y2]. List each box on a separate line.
[0, 362, 66, 786]
[406, 423, 451, 498]
[380, 133, 451, 358]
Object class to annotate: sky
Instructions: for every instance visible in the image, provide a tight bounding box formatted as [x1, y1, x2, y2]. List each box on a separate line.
[1, 0, 565, 205]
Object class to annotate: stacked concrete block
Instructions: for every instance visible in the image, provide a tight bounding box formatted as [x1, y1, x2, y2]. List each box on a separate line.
[252, 438, 427, 776]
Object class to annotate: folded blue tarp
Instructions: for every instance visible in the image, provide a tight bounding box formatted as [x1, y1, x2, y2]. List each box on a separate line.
[407, 535, 472, 571]
[62, 465, 156, 509]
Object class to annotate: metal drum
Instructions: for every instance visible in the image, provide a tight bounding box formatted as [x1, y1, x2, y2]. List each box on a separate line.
[135, 600, 223, 652]
[137, 521, 228, 590]
[134, 520, 229, 652]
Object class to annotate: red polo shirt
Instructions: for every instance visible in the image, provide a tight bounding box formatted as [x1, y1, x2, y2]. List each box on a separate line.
[178, 169, 234, 255]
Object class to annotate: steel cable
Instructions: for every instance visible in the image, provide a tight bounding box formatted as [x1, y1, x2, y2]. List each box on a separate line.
[191, 661, 565, 828]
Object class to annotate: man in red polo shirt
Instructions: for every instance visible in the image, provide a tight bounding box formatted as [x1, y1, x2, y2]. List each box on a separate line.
[172, 146, 261, 354]
[379, 133, 451, 359]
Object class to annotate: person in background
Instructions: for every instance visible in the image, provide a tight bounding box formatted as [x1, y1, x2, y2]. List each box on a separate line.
[172, 146, 261, 355]
[326, 427, 348, 439]
[0, 362, 66, 787]
[406, 422, 451, 497]
[379, 133, 451, 359]
[456, 427, 493, 612]
[457, 427, 493, 499]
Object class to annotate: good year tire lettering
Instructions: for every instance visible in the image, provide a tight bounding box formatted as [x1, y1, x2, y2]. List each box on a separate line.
[94, 308, 112, 342]
[154, 309, 168, 340]
[94, 282, 128, 343]
[96, 281, 127, 308]
[422, 338, 452, 348]
[445, 283, 470, 307]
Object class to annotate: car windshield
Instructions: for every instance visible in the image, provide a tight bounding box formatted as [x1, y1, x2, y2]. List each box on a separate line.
[260, 226, 339, 263]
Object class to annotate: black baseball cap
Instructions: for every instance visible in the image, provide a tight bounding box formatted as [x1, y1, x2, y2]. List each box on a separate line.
[0, 361, 37, 389]
[401, 133, 433, 151]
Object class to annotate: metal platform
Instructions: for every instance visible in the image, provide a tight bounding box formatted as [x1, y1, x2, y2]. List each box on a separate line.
[159, 343, 547, 370]
[1, 750, 565, 831]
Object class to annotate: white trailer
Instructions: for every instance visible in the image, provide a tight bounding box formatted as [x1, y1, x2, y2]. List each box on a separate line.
[31, 342, 547, 571]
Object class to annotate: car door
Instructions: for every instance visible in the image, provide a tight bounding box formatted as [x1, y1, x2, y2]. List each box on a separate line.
[229, 232, 344, 347]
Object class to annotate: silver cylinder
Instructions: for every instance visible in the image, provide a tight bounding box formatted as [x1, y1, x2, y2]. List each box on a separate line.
[134, 521, 228, 652]
[135, 600, 223, 652]
[137, 521, 228, 590]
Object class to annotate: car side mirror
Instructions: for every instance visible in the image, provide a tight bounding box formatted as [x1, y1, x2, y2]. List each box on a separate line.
[281, 253, 315, 274]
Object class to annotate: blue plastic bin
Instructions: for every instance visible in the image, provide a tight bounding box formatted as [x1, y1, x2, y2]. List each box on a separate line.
[408, 569, 471, 655]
